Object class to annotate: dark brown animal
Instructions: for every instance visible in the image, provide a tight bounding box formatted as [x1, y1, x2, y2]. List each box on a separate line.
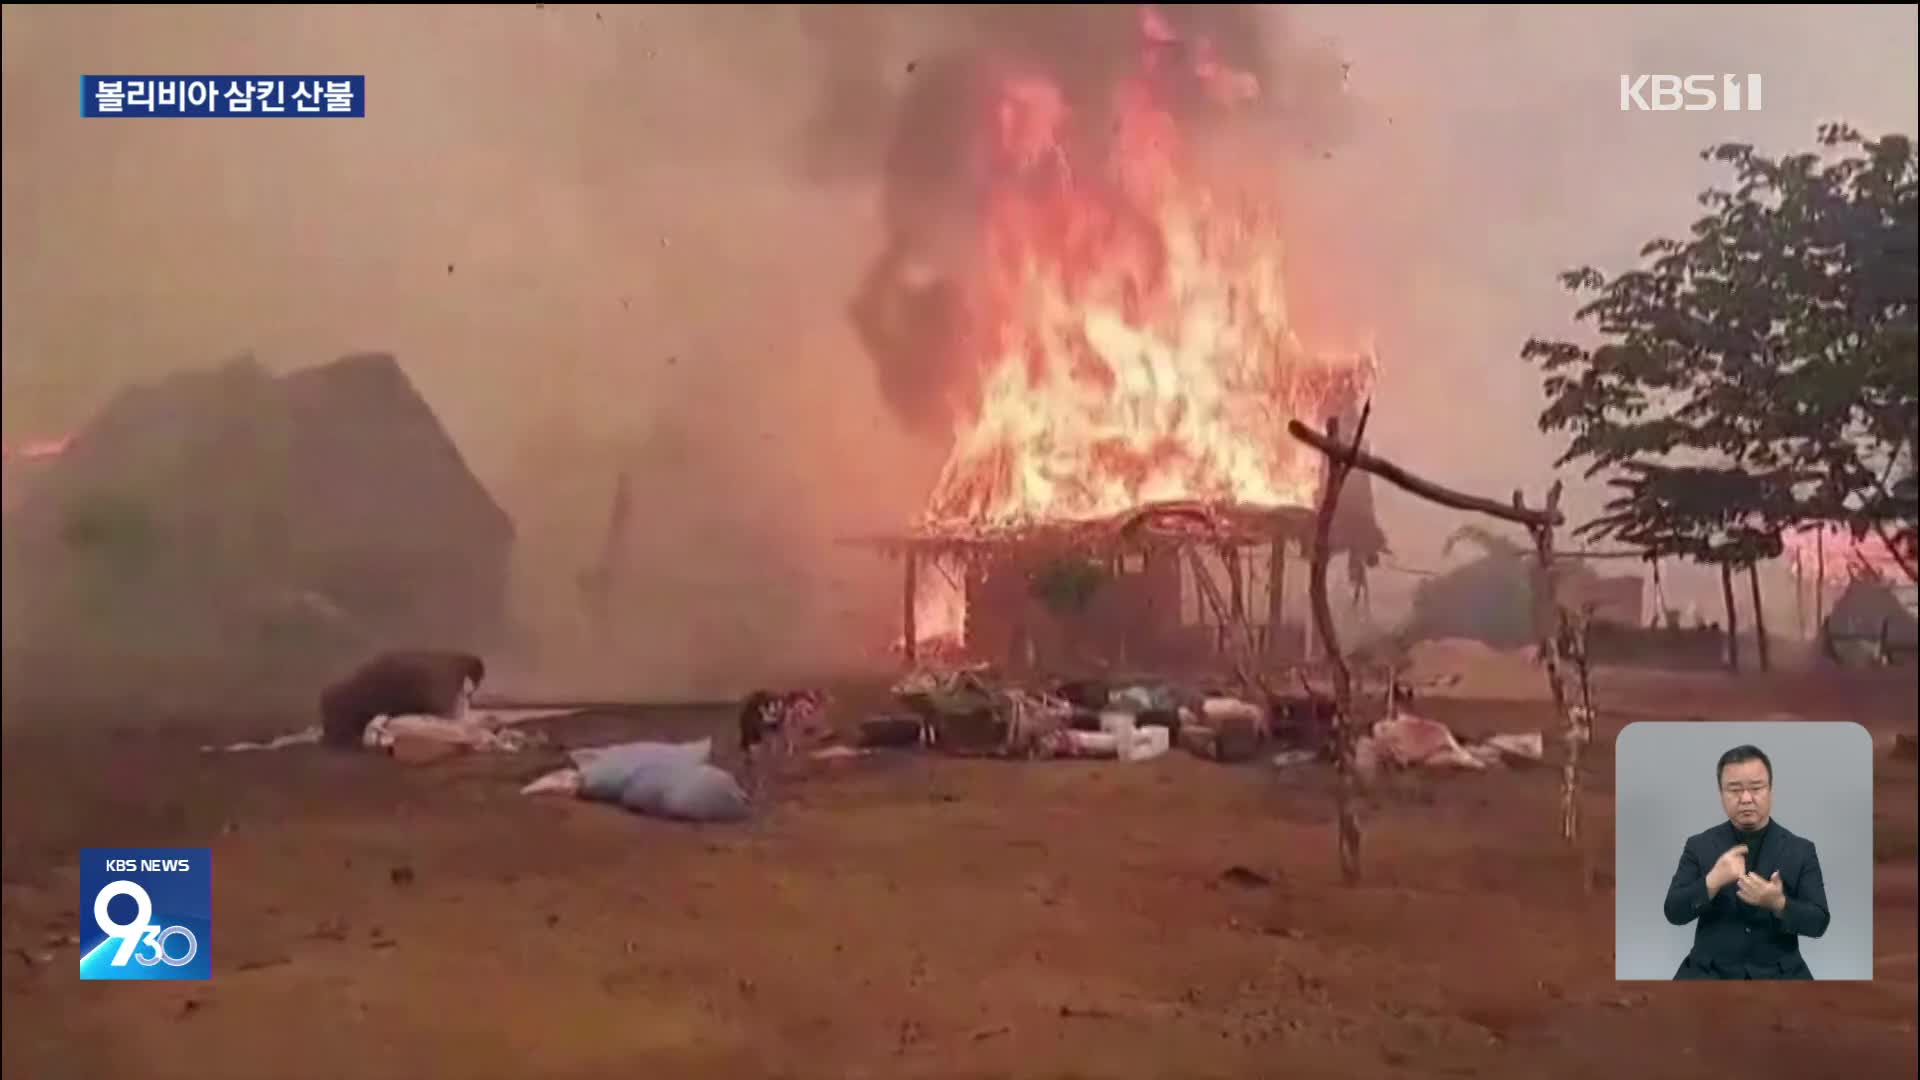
[319, 650, 485, 748]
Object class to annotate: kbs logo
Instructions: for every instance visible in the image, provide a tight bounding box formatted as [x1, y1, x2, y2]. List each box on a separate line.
[79, 848, 211, 980]
[1620, 74, 1763, 112]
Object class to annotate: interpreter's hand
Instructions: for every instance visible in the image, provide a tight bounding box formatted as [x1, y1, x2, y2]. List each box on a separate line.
[1705, 844, 1749, 892]
[1736, 870, 1788, 913]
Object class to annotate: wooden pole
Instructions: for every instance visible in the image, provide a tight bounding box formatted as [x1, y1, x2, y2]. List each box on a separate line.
[1288, 421, 1562, 529]
[903, 551, 919, 667]
[1227, 544, 1246, 622]
[1184, 546, 1263, 699]
[1719, 561, 1741, 673]
[1267, 539, 1288, 659]
[1307, 407, 1370, 886]
[1520, 481, 1582, 847]
[1794, 548, 1807, 641]
[1747, 562, 1771, 673]
[1815, 529, 1827, 636]
[1564, 604, 1597, 887]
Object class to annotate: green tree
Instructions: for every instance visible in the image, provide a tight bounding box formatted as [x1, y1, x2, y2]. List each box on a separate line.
[1524, 124, 1917, 666]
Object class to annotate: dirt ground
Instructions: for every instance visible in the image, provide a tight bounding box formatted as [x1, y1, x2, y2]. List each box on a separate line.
[3, 666, 1915, 1080]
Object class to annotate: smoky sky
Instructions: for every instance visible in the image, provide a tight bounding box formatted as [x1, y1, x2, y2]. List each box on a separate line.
[790, 4, 1355, 436]
[3, 5, 1915, 694]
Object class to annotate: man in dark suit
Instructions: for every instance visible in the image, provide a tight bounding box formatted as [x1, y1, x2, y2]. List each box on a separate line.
[1662, 744, 1831, 979]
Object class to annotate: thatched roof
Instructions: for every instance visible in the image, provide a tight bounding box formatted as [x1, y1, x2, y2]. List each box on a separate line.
[843, 474, 1390, 563]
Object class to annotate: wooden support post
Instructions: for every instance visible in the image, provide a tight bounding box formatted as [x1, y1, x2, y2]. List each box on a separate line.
[1720, 562, 1742, 673]
[1747, 562, 1771, 673]
[1307, 408, 1370, 886]
[1267, 539, 1288, 659]
[902, 551, 919, 667]
[1520, 482, 1582, 847]
[1814, 529, 1826, 633]
[1185, 546, 1263, 699]
[1227, 545, 1246, 621]
[1794, 550, 1807, 641]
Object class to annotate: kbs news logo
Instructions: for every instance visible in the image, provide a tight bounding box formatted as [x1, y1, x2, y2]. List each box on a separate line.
[1620, 74, 1763, 112]
[79, 848, 212, 980]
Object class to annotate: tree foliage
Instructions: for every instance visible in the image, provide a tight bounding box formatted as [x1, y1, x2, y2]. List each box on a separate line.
[1523, 124, 1918, 581]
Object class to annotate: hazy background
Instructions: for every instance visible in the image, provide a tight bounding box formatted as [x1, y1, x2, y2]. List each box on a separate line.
[4, 4, 1916, 696]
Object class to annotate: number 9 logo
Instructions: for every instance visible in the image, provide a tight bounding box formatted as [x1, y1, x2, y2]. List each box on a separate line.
[94, 880, 198, 968]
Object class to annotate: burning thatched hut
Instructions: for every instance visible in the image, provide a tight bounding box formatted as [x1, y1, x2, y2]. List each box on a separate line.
[836, 10, 1391, 674]
[855, 479, 1388, 673]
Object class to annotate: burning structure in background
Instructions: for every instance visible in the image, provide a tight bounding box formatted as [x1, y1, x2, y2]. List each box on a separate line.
[833, 6, 1383, 665]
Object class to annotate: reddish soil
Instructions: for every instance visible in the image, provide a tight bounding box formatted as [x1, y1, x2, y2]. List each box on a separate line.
[3, 668, 1915, 1079]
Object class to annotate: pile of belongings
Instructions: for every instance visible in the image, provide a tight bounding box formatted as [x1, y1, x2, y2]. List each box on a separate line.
[1032, 709, 1171, 762]
[1174, 695, 1270, 763]
[1353, 712, 1544, 775]
[1049, 678, 1215, 762]
[520, 738, 752, 823]
[890, 666, 1018, 755]
[362, 712, 546, 762]
[200, 710, 549, 759]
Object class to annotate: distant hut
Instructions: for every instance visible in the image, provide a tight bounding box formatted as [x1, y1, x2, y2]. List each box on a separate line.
[1822, 575, 1919, 665]
[2, 353, 513, 670]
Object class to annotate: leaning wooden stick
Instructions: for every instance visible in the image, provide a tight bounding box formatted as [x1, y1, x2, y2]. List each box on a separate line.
[1303, 403, 1370, 885]
[1520, 482, 1583, 845]
[1564, 604, 1598, 887]
[1286, 422, 1563, 530]
[1288, 418, 1584, 852]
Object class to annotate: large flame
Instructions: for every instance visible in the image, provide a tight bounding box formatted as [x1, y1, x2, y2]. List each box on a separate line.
[1783, 522, 1914, 587]
[902, 9, 1374, 652]
[917, 9, 1375, 537]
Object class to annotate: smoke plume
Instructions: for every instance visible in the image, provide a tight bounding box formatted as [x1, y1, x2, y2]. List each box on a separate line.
[791, 5, 1356, 439]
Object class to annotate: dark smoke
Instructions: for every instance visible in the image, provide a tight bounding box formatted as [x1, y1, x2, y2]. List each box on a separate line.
[791, 5, 1356, 438]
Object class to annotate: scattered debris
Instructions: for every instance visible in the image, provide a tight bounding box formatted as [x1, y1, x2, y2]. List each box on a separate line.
[1478, 731, 1546, 763]
[521, 767, 583, 797]
[309, 919, 350, 942]
[236, 955, 292, 973]
[201, 726, 323, 754]
[859, 715, 928, 749]
[363, 713, 545, 759]
[9, 947, 53, 969]
[203, 706, 562, 757]
[1355, 713, 1545, 774]
[1220, 865, 1272, 889]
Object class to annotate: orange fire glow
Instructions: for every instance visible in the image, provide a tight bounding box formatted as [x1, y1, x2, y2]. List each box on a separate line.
[0, 435, 73, 462]
[1783, 522, 1912, 586]
[917, 8, 1376, 538]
